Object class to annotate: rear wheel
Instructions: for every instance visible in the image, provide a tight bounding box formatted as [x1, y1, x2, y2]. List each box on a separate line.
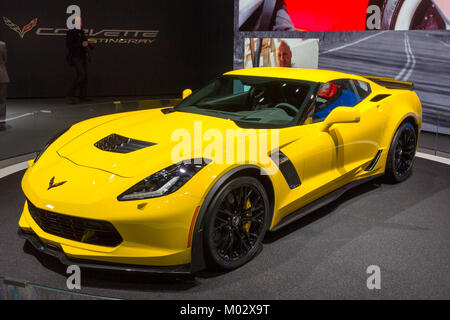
[204, 176, 270, 270]
[385, 122, 417, 182]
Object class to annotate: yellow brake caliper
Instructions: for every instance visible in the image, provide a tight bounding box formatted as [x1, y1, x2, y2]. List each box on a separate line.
[243, 198, 252, 232]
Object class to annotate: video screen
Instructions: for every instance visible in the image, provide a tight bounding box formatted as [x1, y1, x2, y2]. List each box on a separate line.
[239, 0, 450, 31]
[244, 38, 319, 69]
[236, 30, 450, 134]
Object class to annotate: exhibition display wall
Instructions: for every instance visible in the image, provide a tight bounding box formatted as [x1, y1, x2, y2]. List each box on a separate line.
[0, 0, 448, 158]
[0, 0, 234, 98]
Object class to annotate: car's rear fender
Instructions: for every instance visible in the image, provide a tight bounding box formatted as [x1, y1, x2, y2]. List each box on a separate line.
[377, 90, 422, 150]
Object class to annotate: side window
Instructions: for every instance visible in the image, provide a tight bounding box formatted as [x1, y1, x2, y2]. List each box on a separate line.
[352, 80, 371, 100]
[307, 79, 359, 123]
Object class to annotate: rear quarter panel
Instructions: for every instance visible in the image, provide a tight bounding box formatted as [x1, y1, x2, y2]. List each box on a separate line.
[376, 89, 422, 149]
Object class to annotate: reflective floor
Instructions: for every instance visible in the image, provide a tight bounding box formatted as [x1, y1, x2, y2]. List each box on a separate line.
[0, 158, 449, 299]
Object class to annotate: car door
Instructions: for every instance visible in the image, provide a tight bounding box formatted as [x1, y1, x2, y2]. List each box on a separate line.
[326, 79, 385, 174]
[270, 82, 340, 216]
[275, 122, 338, 218]
[277, 78, 384, 213]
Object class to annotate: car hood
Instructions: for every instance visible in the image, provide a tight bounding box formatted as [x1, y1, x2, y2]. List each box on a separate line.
[57, 108, 304, 178]
[57, 109, 233, 177]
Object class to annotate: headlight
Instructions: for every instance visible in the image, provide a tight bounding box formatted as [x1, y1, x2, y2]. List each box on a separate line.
[118, 158, 211, 201]
[34, 127, 70, 163]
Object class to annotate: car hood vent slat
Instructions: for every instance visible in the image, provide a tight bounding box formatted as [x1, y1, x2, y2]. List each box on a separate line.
[94, 134, 156, 153]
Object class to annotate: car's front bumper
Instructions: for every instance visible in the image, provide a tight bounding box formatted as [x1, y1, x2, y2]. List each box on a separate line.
[17, 228, 191, 274]
[18, 191, 200, 272]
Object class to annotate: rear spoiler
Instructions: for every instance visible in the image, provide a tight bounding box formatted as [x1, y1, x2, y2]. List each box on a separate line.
[360, 75, 414, 90]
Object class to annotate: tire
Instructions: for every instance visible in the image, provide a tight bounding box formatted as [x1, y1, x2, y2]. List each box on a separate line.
[385, 122, 417, 183]
[203, 176, 270, 270]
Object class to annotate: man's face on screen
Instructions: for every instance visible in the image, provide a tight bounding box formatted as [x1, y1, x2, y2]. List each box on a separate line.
[276, 42, 292, 68]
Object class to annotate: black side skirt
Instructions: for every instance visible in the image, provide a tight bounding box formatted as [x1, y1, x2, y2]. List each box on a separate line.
[271, 173, 384, 232]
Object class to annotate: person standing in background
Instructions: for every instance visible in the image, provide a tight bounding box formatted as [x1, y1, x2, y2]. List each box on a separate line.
[0, 41, 9, 131]
[66, 16, 91, 104]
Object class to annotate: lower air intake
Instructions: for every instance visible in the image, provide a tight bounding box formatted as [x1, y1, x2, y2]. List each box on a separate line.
[27, 200, 122, 247]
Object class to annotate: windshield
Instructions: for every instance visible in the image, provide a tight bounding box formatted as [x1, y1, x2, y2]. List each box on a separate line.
[175, 75, 318, 128]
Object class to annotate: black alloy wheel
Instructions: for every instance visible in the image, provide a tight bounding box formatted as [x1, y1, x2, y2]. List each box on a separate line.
[204, 176, 270, 270]
[386, 122, 417, 182]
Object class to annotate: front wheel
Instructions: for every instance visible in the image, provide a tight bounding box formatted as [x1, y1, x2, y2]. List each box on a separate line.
[385, 122, 417, 183]
[204, 176, 270, 270]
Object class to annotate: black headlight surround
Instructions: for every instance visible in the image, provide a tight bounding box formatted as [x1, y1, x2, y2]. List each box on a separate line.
[34, 127, 70, 163]
[117, 158, 211, 201]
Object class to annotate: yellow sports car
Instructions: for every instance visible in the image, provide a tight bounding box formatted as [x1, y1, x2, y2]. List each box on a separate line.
[18, 68, 422, 273]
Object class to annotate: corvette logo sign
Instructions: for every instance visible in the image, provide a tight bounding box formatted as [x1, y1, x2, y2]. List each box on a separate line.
[36, 28, 159, 45]
[3, 17, 38, 38]
[2, 16, 158, 45]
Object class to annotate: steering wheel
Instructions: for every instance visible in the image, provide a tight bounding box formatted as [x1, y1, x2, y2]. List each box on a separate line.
[273, 102, 298, 117]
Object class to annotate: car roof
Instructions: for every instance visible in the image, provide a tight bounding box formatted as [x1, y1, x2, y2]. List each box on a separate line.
[224, 67, 367, 83]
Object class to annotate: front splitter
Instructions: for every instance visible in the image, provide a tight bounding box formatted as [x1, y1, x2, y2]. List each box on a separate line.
[18, 229, 192, 275]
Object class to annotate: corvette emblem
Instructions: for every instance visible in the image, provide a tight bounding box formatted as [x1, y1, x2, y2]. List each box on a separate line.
[3, 17, 38, 39]
[48, 177, 67, 190]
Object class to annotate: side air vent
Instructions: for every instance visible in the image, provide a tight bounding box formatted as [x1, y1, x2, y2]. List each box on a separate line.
[270, 150, 301, 189]
[95, 134, 156, 153]
[365, 150, 383, 171]
[370, 94, 391, 102]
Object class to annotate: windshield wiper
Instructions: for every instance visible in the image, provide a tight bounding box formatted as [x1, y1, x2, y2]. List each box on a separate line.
[240, 115, 262, 121]
[161, 108, 176, 114]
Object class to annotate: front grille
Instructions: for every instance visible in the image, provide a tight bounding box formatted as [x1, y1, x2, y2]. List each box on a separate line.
[94, 133, 156, 153]
[27, 200, 122, 247]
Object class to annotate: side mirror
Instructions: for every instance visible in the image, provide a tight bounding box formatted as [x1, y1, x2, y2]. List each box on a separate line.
[182, 89, 192, 100]
[320, 107, 360, 132]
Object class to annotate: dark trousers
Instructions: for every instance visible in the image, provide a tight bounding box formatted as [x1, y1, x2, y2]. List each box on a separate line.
[0, 83, 6, 123]
[69, 57, 87, 99]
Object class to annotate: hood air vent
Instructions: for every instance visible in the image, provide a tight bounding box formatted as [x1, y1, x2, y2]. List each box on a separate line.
[95, 134, 156, 153]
